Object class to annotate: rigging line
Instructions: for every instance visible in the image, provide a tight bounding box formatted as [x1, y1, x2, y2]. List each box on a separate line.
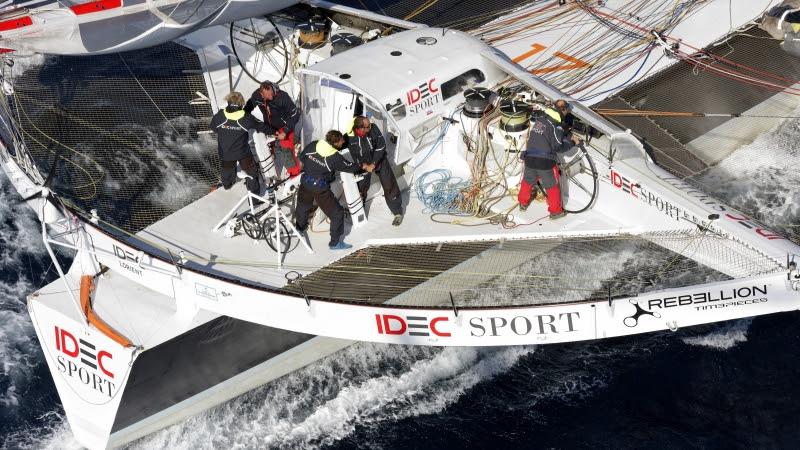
[403, 0, 440, 21]
[12, 90, 176, 153]
[14, 114, 102, 195]
[594, 108, 800, 119]
[675, 52, 800, 94]
[482, 2, 574, 42]
[118, 54, 182, 137]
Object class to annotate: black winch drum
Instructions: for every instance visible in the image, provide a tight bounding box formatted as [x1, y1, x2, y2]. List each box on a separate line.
[463, 87, 494, 118]
[499, 100, 532, 132]
[331, 33, 364, 55]
[298, 19, 327, 48]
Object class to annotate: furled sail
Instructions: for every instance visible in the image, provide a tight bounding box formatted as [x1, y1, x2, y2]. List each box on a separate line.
[0, 0, 296, 55]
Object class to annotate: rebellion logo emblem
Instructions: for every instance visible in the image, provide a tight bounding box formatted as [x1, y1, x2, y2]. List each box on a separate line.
[375, 314, 451, 337]
[55, 326, 116, 398]
[623, 300, 661, 328]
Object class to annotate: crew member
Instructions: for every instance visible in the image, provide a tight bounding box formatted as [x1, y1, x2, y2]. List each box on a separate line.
[554, 99, 575, 135]
[346, 115, 404, 226]
[518, 105, 581, 219]
[295, 130, 373, 250]
[210, 91, 271, 193]
[245, 81, 301, 177]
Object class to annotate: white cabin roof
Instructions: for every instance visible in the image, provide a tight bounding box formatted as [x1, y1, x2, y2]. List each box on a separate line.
[305, 27, 504, 121]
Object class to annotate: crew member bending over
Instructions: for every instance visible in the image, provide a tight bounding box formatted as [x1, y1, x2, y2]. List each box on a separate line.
[346, 115, 404, 226]
[518, 106, 581, 219]
[295, 130, 373, 250]
[210, 91, 271, 193]
[245, 81, 301, 177]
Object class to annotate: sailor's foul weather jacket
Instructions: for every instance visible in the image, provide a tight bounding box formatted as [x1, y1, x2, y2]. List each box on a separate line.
[210, 106, 271, 161]
[245, 88, 300, 136]
[523, 110, 572, 164]
[346, 122, 387, 165]
[298, 140, 361, 188]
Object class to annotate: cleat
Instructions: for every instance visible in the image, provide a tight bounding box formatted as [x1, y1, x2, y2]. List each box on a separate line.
[392, 214, 403, 226]
[519, 203, 528, 211]
[328, 241, 353, 250]
[549, 211, 567, 220]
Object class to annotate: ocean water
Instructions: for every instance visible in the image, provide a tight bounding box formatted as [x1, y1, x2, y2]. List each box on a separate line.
[3, 74, 800, 450]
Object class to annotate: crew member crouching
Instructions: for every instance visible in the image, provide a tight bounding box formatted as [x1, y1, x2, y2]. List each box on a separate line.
[518, 105, 581, 219]
[346, 115, 404, 226]
[210, 91, 271, 193]
[295, 130, 372, 250]
[245, 81, 301, 178]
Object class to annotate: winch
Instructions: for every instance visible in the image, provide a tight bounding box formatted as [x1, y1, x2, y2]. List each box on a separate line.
[463, 87, 495, 118]
[297, 19, 327, 48]
[498, 100, 532, 132]
[331, 33, 364, 55]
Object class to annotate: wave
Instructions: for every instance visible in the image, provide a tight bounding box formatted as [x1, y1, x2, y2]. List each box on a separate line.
[0, 170, 68, 445]
[681, 318, 753, 350]
[1, 411, 80, 450]
[129, 344, 533, 450]
[696, 109, 800, 238]
[0, 170, 48, 410]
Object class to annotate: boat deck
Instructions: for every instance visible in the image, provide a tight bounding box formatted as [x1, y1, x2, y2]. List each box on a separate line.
[136, 175, 625, 299]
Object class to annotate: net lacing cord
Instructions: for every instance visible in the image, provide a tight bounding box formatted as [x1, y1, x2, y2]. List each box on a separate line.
[11, 91, 103, 198]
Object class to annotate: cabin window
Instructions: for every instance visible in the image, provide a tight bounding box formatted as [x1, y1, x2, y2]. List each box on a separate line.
[386, 98, 406, 120]
[441, 69, 486, 101]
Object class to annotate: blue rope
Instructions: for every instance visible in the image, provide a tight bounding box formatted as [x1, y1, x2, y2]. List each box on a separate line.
[414, 169, 470, 214]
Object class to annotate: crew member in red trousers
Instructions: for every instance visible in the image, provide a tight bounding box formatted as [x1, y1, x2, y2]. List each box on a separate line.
[518, 105, 581, 219]
[245, 81, 301, 177]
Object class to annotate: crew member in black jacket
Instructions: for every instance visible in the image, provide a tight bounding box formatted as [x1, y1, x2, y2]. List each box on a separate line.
[245, 81, 302, 177]
[295, 130, 372, 250]
[210, 91, 271, 193]
[517, 105, 581, 219]
[346, 115, 404, 226]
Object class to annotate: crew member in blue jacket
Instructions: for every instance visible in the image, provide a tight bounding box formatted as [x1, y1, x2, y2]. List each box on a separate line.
[517, 105, 581, 219]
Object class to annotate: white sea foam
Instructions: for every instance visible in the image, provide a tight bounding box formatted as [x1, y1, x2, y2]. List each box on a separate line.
[1, 411, 80, 450]
[681, 318, 752, 350]
[0, 171, 48, 408]
[8, 53, 45, 78]
[697, 109, 800, 235]
[130, 343, 533, 450]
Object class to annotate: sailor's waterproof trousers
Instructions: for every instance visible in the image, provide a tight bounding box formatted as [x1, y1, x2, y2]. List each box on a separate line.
[220, 155, 259, 194]
[518, 163, 563, 214]
[296, 183, 345, 246]
[357, 161, 403, 216]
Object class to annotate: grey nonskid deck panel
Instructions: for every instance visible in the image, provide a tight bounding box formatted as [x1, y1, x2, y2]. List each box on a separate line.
[596, 26, 800, 178]
[112, 317, 314, 432]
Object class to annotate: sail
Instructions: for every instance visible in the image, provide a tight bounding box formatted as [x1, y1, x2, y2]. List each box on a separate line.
[0, 0, 297, 55]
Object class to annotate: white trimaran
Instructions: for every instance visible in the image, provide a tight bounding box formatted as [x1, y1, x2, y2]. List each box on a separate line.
[0, 0, 799, 448]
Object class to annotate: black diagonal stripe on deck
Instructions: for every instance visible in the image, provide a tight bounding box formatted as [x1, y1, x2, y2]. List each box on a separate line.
[80, 348, 96, 359]
[596, 26, 800, 179]
[79, 339, 95, 350]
